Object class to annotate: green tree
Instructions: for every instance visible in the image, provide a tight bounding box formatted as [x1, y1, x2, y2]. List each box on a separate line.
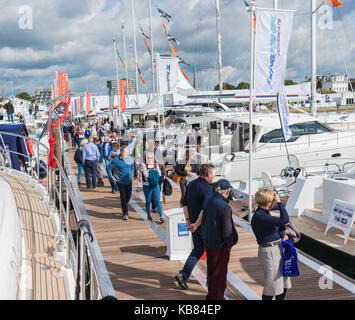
[284, 80, 297, 86]
[16, 92, 33, 101]
[214, 82, 237, 91]
[236, 82, 250, 89]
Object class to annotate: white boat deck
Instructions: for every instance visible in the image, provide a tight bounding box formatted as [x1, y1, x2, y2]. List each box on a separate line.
[0, 172, 66, 300]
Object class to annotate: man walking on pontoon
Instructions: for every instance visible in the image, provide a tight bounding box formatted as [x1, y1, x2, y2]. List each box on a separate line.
[175, 164, 215, 289]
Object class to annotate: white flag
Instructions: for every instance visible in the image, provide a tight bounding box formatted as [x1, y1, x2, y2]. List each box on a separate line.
[277, 91, 292, 142]
[156, 56, 179, 95]
[254, 8, 294, 95]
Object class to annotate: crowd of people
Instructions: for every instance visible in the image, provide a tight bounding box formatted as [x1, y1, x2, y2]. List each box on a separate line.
[68, 116, 296, 301]
[70, 117, 167, 224]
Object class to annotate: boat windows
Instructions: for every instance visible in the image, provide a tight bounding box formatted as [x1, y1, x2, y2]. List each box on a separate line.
[259, 121, 332, 143]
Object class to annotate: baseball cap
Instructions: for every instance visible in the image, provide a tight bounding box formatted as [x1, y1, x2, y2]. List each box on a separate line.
[212, 179, 232, 190]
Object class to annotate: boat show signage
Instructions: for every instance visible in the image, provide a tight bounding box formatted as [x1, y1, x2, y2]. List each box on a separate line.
[254, 8, 294, 95]
[324, 199, 355, 245]
[86, 92, 91, 115]
[156, 56, 179, 96]
[119, 80, 126, 112]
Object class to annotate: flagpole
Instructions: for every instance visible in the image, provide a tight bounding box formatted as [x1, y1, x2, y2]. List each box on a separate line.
[122, 24, 130, 102]
[248, 0, 256, 223]
[148, 0, 156, 98]
[130, 0, 139, 107]
[155, 53, 162, 149]
[311, 0, 317, 117]
[215, 0, 223, 96]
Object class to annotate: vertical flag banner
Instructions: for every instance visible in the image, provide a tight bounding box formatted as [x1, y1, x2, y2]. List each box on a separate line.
[86, 92, 91, 115]
[78, 97, 81, 114]
[119, 80, 127, 112]
[92, 97, 96, 114]
[58, 72, 69, 104]
[277, 91, 292, 142]
[156, 56, 179, 95]
[254, 8, 294, 94]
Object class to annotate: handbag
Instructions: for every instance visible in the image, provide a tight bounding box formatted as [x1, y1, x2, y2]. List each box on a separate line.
[280, 239, 300, 277]
[163, 178, 172, 196]
[172, 171, 182, 184]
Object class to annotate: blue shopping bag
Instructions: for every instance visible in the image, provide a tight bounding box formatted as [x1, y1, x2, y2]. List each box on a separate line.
[280, 239, 300, 277]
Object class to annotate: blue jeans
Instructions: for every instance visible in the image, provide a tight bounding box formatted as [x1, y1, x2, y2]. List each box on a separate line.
[77, 164, 84, 183]
[7, 113, 14, 123]
[143, 184, 163, 217]
[179, 227, 205, 281]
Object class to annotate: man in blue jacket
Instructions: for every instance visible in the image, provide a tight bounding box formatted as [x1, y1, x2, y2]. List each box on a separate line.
[175, 164, 215, 290]
[203, 179, 238, 300]
[107, 145, 134, 220]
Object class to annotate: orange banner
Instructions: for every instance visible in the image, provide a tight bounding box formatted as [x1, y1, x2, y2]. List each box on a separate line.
[119, 80, 126, 112]
[58, 72, 68, 104]
[326, 0, 343, 7]
[86, 92, 91, 115]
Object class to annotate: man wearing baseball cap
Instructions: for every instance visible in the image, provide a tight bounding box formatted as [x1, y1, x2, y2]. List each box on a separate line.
[203, 179, 238, 300]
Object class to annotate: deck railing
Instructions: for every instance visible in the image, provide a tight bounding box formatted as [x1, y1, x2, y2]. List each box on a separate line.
[0, 130, 116, 300]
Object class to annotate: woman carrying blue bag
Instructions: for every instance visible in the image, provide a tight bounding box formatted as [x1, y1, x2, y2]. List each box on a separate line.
[251, 189, 294, 300]
[139, 152, 165, 224]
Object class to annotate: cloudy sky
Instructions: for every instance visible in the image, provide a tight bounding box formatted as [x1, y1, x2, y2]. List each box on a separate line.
[0, 0, 354, 97]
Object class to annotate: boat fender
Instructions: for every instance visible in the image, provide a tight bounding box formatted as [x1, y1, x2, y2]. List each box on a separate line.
[77, 219, 93, 242]
[224, 153, 236, 162]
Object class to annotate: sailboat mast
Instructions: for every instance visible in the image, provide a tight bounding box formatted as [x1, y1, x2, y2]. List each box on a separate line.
[248, 0, 256, 223]
[122, 24, 130, 100]
[215, 0, 223, 95]
[148, 0, 156, 97]
[311, 0, 317, 116]
[130, 0, 139, 106]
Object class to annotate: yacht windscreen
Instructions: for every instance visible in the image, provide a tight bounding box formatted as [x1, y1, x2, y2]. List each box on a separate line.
[259, 121, 332, 143]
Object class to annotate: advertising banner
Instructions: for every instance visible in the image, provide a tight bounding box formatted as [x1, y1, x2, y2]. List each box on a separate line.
[156, 56, 179, 96]
[277, 91, 292, 141]
[254, 8, 294, 94]
[58, 72, 68, 104]
[119, 80, 126, 112]
[86, 92, 91, 115]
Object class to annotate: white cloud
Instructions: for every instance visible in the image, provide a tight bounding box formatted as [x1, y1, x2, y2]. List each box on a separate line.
[0, 0, 354, 97]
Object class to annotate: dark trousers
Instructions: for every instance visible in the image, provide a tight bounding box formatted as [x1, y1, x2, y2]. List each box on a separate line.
[206, 247, 230, 300]
[179, 178, 188, 206]
[118, 182, 132, 215]
[83, 160, 98, 189]
[179, 227, 205, 281]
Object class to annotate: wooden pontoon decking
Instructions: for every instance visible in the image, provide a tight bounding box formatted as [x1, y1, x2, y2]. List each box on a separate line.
[0, 172, 66, 300]
[68, 150, 355, 300]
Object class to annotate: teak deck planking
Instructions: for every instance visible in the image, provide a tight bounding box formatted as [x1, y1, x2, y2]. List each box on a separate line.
[0, 173, 66, 300]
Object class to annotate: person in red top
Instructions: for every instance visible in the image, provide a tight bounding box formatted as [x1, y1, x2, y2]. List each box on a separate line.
[26, 139, 34, 157]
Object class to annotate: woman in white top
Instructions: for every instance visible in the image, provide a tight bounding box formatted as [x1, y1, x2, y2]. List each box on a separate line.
[139, 152, 165, 223]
